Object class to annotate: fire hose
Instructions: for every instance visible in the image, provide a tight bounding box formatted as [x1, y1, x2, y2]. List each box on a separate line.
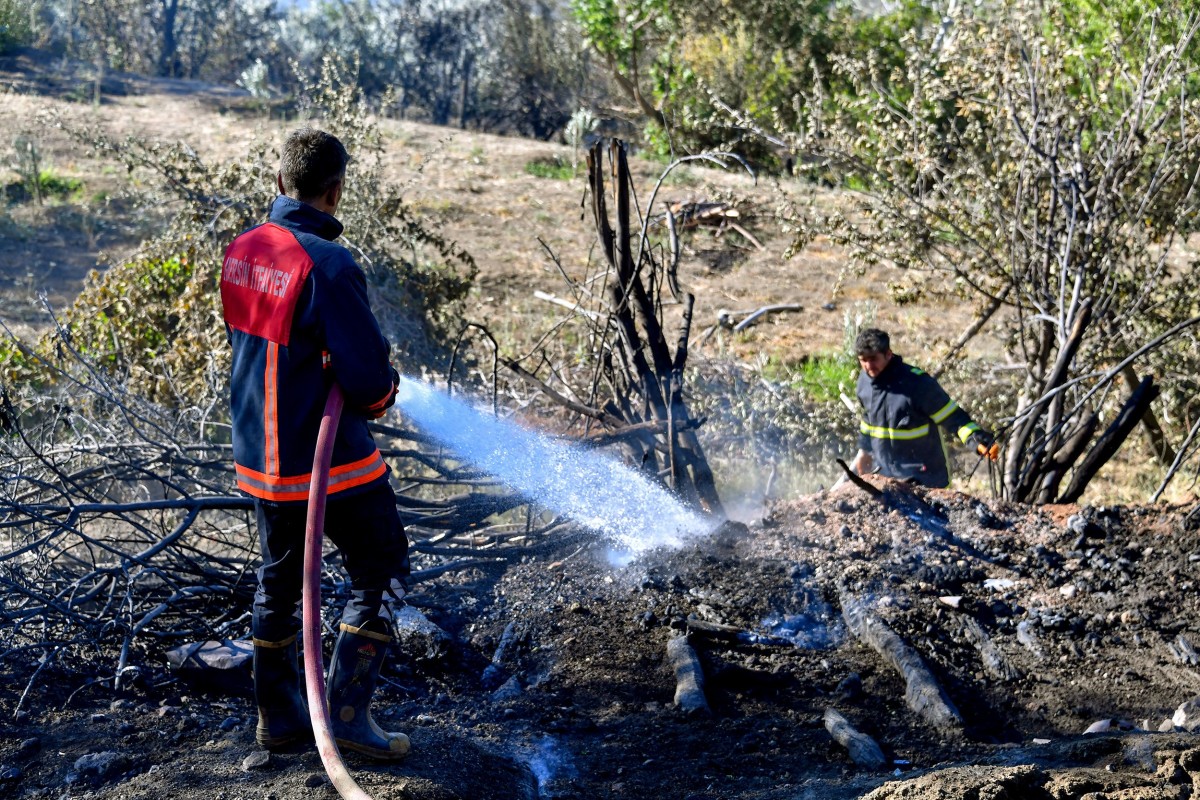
[301, 383, 376, 800]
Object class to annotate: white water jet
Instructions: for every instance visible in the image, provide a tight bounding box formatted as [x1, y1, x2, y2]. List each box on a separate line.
[391, 377, 712, 557]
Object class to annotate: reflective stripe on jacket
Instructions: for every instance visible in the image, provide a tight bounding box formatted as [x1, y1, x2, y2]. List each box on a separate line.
[855, 355, 980, 488]
[221, 196, 396, 502]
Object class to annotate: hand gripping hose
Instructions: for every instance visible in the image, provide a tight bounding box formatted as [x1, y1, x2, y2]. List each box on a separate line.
[301, 384, 375, 800]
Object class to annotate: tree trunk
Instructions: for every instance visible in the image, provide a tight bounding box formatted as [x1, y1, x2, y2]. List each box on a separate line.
[1005, 301, 1092, 501]
[458, 50, 473, 129]
[158, 0, 180, 78]
[584, 142, 724, 515]
[1120, 364, 1176, 466]
[1059, 377, 1160, 503]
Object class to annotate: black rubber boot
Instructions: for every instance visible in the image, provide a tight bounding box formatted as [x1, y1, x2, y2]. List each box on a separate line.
[326, 619, 411, 760]
[253, 635, 312, 749]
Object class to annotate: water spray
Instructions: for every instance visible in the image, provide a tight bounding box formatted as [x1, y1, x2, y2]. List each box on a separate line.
[298, 377, 716, 798]
[391, 376, 713, 560]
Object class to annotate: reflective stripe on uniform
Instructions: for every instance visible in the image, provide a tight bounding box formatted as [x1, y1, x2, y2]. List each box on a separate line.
[252, 634, 298, 648]
[930, 399, 959, 423]
[364, 381, 396, 413]
[235, 449, 387, 501]
[957, 422, 981, 443]
[860, 421, 930, 440]
[264, 342, 280, 477]
[338, 621, 392, 642]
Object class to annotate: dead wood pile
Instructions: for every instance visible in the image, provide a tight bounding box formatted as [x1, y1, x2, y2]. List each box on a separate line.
[504, 141, 730, 516]
[0, 323, 571, 708]
[0, 139, 737, 706]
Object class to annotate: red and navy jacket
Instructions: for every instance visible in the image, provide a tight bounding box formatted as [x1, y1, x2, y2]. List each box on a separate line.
[855, 355, 983, 489]
[220, 195, 397, 503]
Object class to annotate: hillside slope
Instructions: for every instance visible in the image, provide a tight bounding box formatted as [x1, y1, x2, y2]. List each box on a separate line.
[0, 54, 985, 367]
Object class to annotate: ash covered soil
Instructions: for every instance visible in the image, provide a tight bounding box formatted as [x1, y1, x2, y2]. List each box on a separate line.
[3, 481, 1200, 800]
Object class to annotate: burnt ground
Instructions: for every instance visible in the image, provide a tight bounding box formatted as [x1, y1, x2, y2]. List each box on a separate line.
[3, 480, 1200, 799]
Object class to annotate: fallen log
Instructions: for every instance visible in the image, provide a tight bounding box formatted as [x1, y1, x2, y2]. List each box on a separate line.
[961, 617, 1021, 682]
[824, 708, 887, 769]
[666, 635, 711, 716]
[726, 222, 766, 252]
[1169, 634, 1200, 667]
[731, 303, 802, 333]
[481, 620, 521, 689]
[685, 617, 793, 648]
[839, 588, 963, 730]
[661, 200, 741, 229]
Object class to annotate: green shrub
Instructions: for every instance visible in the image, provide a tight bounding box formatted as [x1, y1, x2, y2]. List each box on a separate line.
[524, 158, 577, 180]
[66, 254, 194, 375]
[0, 334, 41, 388]
[798, 353, 857, 404]
[0, 0, 32, 55]
[35, 169, 84, 201]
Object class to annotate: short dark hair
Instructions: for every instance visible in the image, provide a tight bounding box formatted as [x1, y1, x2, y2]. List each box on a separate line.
[279, 128, 349, 201]
[855, 328, 890, 356]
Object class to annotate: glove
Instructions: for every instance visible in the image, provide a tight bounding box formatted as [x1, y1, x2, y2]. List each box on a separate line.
[971, 430, 999, 461]
[384, 366, 400, 411]
[970, 429, 994, 448]
[366, 366, 401, 420]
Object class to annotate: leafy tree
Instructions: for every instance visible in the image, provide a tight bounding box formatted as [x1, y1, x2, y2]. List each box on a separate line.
[473, 0, 593, 138]
[571, 0, 674, 126]
[0, 0, 33, 54]
[570, 0, 932, 159]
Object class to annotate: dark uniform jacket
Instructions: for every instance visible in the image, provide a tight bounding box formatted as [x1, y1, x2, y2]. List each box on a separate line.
[220, 196, 397, 503]
[855, 355, 982, 488]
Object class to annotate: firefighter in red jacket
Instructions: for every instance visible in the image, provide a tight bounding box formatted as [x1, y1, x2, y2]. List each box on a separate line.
[849, 328, 996, 488]
[220, 128, 410, 760]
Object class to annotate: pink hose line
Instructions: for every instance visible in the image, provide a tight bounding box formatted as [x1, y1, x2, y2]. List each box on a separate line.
[301, 384, 374, 800]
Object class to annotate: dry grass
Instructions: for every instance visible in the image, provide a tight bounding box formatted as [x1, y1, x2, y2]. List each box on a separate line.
[0, 64, 994, 370]
[11, 63, 1120, 506]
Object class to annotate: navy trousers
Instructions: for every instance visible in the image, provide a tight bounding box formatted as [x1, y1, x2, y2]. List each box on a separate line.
[251, 481, 410, 643]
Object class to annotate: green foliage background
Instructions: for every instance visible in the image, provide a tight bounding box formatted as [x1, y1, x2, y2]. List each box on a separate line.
[0, 0, 32, 54]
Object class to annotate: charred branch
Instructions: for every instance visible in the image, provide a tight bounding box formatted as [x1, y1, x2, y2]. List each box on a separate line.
[499, 141, 726, 517]
[835, 459, 884, 499]
[1059, 376, 1160, 503]
[0, 325, 583, 686]
[839, 587, 963, 731]
[961, 617, 1021, 682]
[667, 634, 711, 716]
[824, 707, 888, 770]
[685, 617, 793, 648]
